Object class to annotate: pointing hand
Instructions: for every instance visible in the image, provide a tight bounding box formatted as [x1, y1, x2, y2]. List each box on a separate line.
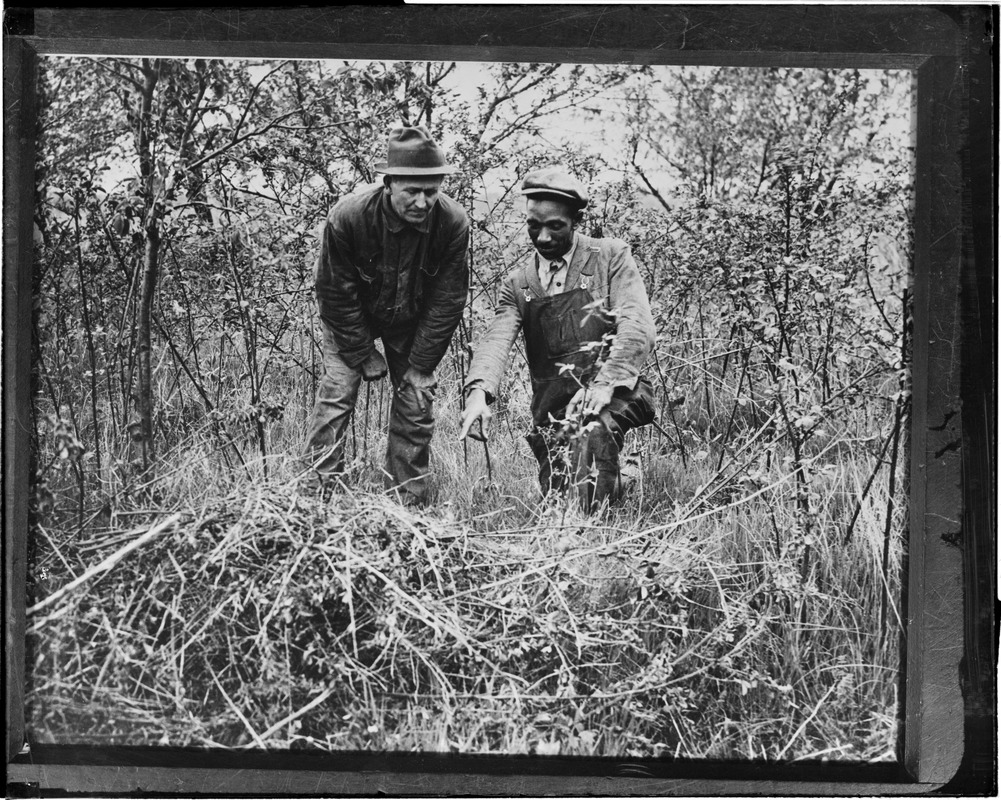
[459, 389, 492, 441]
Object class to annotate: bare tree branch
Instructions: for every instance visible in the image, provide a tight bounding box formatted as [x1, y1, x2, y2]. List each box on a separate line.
[186, 109, 300, 172]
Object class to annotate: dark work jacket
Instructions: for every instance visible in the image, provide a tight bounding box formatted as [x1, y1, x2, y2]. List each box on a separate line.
[314, 184, 470, 371]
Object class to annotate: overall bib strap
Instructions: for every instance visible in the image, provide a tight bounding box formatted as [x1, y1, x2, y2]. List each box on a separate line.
[523, 289, 612, 426]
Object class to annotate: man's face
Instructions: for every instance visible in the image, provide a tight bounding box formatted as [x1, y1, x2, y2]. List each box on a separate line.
[526, 198, 577, 260]
[386, 176, 444, 225]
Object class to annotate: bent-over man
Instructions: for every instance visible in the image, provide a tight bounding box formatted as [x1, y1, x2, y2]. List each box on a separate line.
[460, 167, 656, 512]
[304, 125, 470, 506]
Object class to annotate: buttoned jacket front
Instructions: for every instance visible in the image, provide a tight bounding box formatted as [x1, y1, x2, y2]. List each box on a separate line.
[465, 233, 656, 403]
[314, 184, 470, 372]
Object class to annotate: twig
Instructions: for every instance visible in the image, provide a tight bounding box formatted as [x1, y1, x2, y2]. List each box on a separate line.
[32, 524, 81, 581]
[206, 660, 268, 749]
[842, 426, 896, 544]
[775, 682, 839, 760]
[186, 110, 301, 172]
[259, 687, 336, 741]
[482, 437, 494, 483]
[27, 513, 183, 619]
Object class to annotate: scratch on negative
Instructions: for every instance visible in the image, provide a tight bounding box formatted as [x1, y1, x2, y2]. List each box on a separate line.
[931, 226, 959, 248]
[587, 8, 608, 47]
[926, 513, 961, 526]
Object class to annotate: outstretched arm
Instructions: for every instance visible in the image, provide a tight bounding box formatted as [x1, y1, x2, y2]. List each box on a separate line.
[463, 277, 525, 404]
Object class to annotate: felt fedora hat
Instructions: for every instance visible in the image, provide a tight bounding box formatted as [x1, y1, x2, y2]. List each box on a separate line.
[374, 125, 457, 176]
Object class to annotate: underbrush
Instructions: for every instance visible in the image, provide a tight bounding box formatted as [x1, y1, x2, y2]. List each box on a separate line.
[26, 387, 903, 761]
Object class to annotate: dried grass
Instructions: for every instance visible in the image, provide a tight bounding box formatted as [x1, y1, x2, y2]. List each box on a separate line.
[27, 449, 901, 760]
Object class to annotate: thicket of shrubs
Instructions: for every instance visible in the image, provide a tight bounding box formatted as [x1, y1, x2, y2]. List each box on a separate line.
[27, 59, 911, 760]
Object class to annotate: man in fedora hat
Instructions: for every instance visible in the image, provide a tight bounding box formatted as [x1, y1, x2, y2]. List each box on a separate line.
[304, 124, 469, 506]
[459, 166, 656, 513]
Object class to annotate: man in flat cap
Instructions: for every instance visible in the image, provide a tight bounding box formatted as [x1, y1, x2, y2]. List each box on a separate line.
[459, 166, 656, 513]
[304, 125, 469, 506]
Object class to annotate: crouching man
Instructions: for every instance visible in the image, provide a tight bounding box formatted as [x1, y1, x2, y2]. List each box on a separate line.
[459, 167, 656, 512]
[303, 125, 470, 506]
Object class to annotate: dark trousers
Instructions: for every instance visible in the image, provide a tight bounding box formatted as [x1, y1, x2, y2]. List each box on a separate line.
[303, 323, 434, 504]
[526, 382, 653, 513]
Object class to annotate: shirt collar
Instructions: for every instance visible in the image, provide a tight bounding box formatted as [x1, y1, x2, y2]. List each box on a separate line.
[382, 189, 432, 234]
[538, 233, 578, 269]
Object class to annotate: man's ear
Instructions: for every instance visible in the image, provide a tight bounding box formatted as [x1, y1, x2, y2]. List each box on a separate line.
[382, 175, 394, 191]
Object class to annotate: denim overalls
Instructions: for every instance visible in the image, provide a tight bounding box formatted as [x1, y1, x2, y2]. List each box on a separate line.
[520, 257, 655, 510]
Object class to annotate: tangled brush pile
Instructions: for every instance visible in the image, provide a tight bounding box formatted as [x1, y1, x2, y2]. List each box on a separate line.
[28, 477, 889, 758]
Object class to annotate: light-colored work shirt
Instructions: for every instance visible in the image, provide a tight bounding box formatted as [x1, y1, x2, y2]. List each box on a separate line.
[538, 235, 578, 295]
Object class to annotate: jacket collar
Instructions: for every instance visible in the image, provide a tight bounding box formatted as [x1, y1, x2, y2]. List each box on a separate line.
[566, 233, 597, 290]
[526, 233, 597, 298]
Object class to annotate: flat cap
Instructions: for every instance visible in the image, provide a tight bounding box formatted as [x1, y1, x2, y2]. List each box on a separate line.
[520, 166, 589, 208]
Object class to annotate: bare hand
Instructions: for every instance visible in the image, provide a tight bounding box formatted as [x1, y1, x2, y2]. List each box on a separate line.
[359, 350, 388, 382]
[459, 389, 492, 441]
[401, 366, 437, 412]
[565, 383, 615, 420]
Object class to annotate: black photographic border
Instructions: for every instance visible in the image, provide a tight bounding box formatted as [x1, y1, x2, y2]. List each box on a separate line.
[4, 5, 995, 795]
